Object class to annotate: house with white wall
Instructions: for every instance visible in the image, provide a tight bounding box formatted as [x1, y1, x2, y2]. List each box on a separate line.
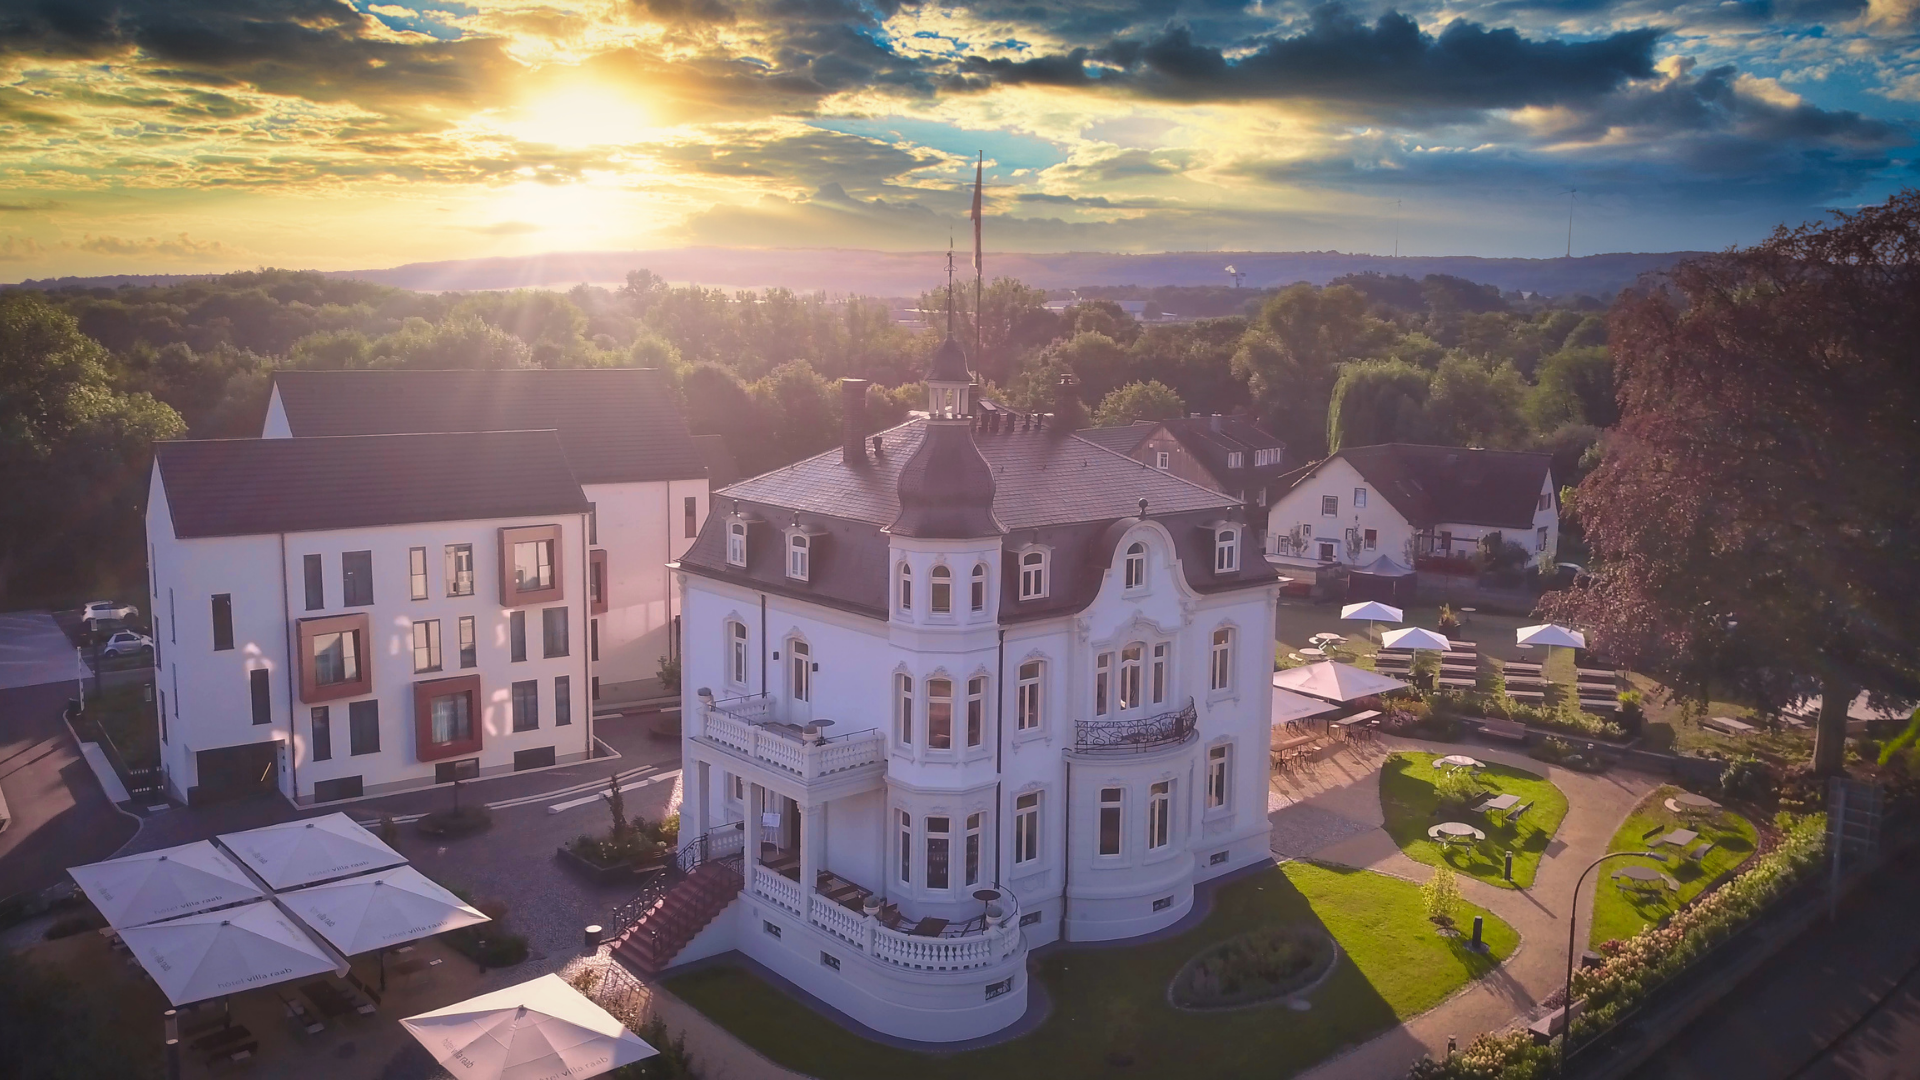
[1266, 443, 1557, 570]
[146, 431, 594, 806]
[623, 339, 1279, 1042]
[264, 369, 721, 706]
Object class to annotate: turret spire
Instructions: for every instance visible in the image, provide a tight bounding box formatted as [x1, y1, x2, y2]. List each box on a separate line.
[946, 237, 955, 337]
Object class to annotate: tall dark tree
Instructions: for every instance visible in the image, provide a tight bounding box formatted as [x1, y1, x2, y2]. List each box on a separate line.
[1541, 192, 1920, 774]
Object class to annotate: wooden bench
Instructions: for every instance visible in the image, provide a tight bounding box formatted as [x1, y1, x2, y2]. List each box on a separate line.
[1478, 717, 1529, 742]
[1504, 661, 1544, 676]
[1506, 689, 1547, 704]
[1687, 841, 1715, 864]
[1577, 667, 1619, 683]
[1580, 697, 1619, 713]
[1529, 999, 1585, 1043]
[1438, 677, 1478, 691]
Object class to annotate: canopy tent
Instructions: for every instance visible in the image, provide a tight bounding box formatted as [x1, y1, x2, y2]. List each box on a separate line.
[1516, 624, 1587, 650]
[402, 973, 658, 1080]
[1340, 600, 1404, 643]
[219, 812, 405, 891]
[1380, 626, 1452, 653]
[68, 841, 263, 930]
[279, 865, 489, 957]
[117, 900, 345, 1007]
[1273, 662, 1408, 704]
[1272, 686, 1342, 727]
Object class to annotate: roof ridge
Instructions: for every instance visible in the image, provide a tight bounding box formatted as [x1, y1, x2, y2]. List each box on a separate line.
[1066, 430, 1244, 507]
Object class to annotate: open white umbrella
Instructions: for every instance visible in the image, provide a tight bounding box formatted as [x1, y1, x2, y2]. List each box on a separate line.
[402, 973, 658, 1080]
[1380, 626, 1452, 653]
[1273, 662, 1408, 703]
[219, 812, 405, 891]
[1341, 601, 1404, 643]
[68, 841, 263, 929]
[1517, 624, 1587, 650]
[279, 865, 488, 957]
[118, 899, 344, 1006]
[1272, 686, 1341, 727]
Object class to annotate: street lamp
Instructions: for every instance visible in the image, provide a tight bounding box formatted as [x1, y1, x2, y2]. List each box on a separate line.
[1561, 850, 1660, 1075]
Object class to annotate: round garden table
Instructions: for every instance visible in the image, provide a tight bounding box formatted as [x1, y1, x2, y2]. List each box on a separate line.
[1428, 822, 1485, 843]
[1434, 755, 1484, 770]
[1613, 864, 1673, 890]
[1666, 792, 1721, 815]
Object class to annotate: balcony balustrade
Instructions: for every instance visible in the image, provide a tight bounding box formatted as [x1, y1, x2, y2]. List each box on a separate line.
[695, 694, 885, 782]
[747, 862, 1025, 974]
[1072, 699, 1198, 754]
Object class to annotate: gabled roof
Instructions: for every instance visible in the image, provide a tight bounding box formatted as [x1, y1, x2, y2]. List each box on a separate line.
[156, 432, 590, 539]
[269, 369, 706, 485]
[1298, 443, 1552, 530]
[1074, 423, 1155, 456]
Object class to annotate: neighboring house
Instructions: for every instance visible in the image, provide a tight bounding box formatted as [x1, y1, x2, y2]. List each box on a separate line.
[658, 349, 1279, 1042]
[146, 432, 594, 807]
[264, 368, 715, 704]
[1266, 443, 1557, 569]
[1078, 415, 1287, 504]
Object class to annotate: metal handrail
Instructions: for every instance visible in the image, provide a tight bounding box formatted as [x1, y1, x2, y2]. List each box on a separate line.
[1073, 700, 1198, 753]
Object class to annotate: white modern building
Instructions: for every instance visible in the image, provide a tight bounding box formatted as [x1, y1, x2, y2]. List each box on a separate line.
[145, 431, 594, 806]
[636, 338, 1280, 1042]
[1266, 443, 1558, 570]
[263, 369, 726, 705]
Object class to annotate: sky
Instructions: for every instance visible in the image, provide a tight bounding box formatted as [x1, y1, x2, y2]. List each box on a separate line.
[0, 0, 1916, 278]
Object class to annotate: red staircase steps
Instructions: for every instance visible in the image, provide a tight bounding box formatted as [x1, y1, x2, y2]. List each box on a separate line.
[611, 862, 742, 977]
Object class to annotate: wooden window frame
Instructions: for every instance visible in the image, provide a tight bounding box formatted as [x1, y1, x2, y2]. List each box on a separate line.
[498, 524, 565, 607]
[413, 674, 482, 762]
[297, 613, 372, 704]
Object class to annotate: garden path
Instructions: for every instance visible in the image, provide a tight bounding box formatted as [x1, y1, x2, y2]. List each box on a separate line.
[1279, 732, 1657, 1079]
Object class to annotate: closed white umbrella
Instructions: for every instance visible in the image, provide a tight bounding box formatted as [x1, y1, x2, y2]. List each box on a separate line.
[280, 865, 488, 957]
[402, 973, 658, 1080]
[1341, 601, 1404, 643]
[69, 841, 263, 929]
[1380, 626, 1452, 652]
[219, 812, 405, 891]
[1273, 662, 1408, 703]
[118, 899, 344, 1006]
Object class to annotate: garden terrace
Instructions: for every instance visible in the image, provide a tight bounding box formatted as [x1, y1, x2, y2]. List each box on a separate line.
[1588, 785, 1757, 948]
[1379, 751, 1570, 889]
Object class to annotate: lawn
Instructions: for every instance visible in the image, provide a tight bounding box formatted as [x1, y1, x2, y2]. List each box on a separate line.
[663, 861, 1517, 1080]
[1630, 675, 1815, 766]
[1379, 751, 1570, 889]
[1588, 785, 1758, 948]
[79, 680, 159, 769]
[1274, 601, 1557, 673]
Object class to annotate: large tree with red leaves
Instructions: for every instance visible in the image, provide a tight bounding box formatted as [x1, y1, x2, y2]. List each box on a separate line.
[1541, 193, 1920, 774]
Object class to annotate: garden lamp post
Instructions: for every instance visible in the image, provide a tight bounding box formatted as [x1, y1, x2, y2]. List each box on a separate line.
[1562, 850, 1660, 1075]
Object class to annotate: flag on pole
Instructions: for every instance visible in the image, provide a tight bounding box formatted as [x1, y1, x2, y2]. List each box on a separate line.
[971, 152, 983, 273]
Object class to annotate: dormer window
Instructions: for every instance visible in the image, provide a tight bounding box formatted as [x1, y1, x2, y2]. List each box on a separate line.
[726, 521, 747, 567]
[1154, 451, 1170, 470]
[1019, 549, 1048, 600]
[1227, 451, 1244, 469]
[897, 563, 913, 612]
[1214, 526, 1240, 574]
[930, 565, 952, 614]
[1123, 542, 1146, 590]
[970, 563, 988, 612]
[787, 533, 810, 581]
[1255, 448, 1282, 466]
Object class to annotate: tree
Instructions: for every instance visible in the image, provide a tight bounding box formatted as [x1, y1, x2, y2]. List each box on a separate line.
[1092, 380, 1184, 427]
[1326, 359, 1431, 451]
[1422, 862, 1461, 927]
[1540, 192, 1920, 774]
[749, 360, 839, 471]
[1232, 283, 1382, 460]
[1524, 346, 1616, 431]
[1424, 354, 1529, 448]
[370, 316, 531, 369]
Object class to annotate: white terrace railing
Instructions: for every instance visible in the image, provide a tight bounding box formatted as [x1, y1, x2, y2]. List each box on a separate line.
[802, 884, 1025, 974]
[696, 695, 885, 782]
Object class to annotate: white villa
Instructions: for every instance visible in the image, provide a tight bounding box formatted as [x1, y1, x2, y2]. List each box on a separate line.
[1266, 443, 1558, 571]
[632, 334, 1280, 1041]
[145, 431, 595, 806]
[264, 368, 727, 705]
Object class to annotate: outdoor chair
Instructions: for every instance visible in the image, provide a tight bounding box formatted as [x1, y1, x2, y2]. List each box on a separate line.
[1688, 842, 1715, 864]
[1505, 802, 1532, 828]
[1642, 824, 1666, 841]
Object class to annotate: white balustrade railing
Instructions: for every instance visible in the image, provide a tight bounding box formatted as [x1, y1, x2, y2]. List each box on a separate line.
[788, 887, 1025, 973]
[751, 866, 803, 915]
[808, 893, 870, 948]
[696, 703, 885, 783]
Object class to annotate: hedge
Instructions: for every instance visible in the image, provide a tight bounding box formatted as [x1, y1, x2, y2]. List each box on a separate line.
[1429, 689, 1627, 741]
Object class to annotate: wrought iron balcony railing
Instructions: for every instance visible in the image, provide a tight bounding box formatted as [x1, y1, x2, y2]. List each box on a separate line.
[1072, 699, 1198, 754]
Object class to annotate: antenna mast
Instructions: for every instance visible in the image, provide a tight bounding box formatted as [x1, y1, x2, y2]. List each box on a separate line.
[1565, 188, 1576, 260]
[1393, 199, 1401, 259]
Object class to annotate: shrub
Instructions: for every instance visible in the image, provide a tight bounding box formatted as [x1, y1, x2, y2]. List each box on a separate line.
[1168, 926, 1336, 1008]
[1530, 737, 1609, 773]
[1428, 689, 1626, 741]
[1437, 604, 1460, 633]
[1719, 756, 1775, 802]
[1422, 864, 1460, 927]
[1433, 767, 1480, 807]
[418, 805, 492, 838]
[377, 814, 400, 847]
[444, 927, 529, 969]
[612, 1017, 698, 1078]
[1478, 668, 1507, 696]
[656, 654, 682, 694]
[1617, 690, 1645, 727]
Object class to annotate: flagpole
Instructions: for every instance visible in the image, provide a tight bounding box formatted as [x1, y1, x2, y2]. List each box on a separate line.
[972, 151, 984, 372]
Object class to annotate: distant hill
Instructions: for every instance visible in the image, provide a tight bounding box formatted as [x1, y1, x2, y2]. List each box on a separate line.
[11, 247, 1708, 299]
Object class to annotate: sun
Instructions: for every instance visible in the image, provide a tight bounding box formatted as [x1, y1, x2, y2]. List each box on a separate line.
[500, 83, 657, 149]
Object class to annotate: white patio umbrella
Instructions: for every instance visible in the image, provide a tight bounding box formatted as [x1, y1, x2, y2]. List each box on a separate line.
[1517, 623, 1587, 667]
[1272, 686, 1341, 728]
[1273, 661, 1408, 703]
[279, 865, 488, 957]
[218, 812, 405, 891]
[1380, 626, 1452, 653]
[1341, 601, 1404, 643]
[402, 973, 658, 1080]
[118, 899, 345, 1006]
[68, 840, 263, 929]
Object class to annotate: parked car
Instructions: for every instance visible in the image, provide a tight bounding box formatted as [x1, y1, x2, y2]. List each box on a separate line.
[99, 631, 154, 659]
[83, 600, 139, 623]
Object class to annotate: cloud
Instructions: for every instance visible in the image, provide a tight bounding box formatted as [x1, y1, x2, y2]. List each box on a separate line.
[462, 220, 541, 234]
[78, 232, 235, 258]
[0, 234, 45, 260]
[0, 199, 65, 212]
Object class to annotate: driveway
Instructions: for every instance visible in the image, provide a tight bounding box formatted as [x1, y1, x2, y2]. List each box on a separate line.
[0, 678, 137, 896]
[0, 610, 83, 691]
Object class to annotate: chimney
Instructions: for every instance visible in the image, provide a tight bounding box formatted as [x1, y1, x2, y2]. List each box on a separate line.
[871, 434, 883, 458]
[1053, 372, 1080, 433]
[841, 378, 870, 464]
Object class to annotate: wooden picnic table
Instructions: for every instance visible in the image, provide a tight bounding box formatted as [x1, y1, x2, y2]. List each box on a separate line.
[1660, 828, 1700, 847]
[1473, 793, 1520, 814]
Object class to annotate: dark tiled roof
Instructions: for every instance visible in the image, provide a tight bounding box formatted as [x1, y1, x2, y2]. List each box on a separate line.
[892, 420, 1003, 539]
[157, 432, 590, 539]
[1325, 443, 1552, 530]
[270, 369, 706, 485]
[680, 418, 1276, 620]
[1075, 423, 1154, 456]
[1160, 416, 1289, 498]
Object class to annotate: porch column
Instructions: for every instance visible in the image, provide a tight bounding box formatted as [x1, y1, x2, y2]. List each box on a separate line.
[687, 759, 710, 849]
[798, 800, 820, 915]
[744, 782, 762, 883]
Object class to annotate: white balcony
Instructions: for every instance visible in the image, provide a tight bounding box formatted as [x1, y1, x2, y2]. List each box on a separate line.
[694, 694, 886, 786]
[747, 863, 1026, 975]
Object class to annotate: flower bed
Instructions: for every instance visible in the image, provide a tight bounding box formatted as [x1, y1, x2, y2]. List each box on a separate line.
[1429, 689, 1627, 741]
[1168, 926, 1338, 1009]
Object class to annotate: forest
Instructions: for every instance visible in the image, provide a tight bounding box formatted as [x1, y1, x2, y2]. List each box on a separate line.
[0, 265, 1615, 605]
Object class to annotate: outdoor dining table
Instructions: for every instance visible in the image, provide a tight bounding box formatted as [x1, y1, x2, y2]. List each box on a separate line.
[1298, 647, 1327, 660]
[1428, 822, 1486, 845]
[1667, 793, 1721, 814]
[1659, 828, 1700, 847]
[1613, 865, 1673, 890]
[1473, 793, 1520, 815]
[1434, 755, 1483, 770]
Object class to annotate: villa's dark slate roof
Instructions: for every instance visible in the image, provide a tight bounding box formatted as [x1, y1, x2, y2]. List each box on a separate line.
[681, 419, 1276, 621]
[157, 431, 589, 539]
[270, 368, 707, 485]
[1293, 443, 1552, 530]
[927, 335, 972, 384]
[1074, 424, 1154, 456]
[892, 421, 1003, 539]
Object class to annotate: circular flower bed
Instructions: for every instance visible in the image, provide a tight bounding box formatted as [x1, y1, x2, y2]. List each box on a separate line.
[1168, 925, 1338, 1010]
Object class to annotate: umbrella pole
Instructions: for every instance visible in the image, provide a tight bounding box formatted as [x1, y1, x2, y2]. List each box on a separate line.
[380, 948, 388, 993]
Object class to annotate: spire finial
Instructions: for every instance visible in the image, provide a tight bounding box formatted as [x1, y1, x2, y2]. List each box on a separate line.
[945, 236, 955, 336]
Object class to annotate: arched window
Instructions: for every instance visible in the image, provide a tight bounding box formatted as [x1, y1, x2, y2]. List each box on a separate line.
[1119, 644, 1143, 711]
[970, 563, 988, 612]
[930, 565, 952, 614]
[787, 534, 809, 581]
[1019, 550, 1048, 599]
[927, 677, 953, 749]
[1214, 527, 1240, 573]
[895, 672, 914, 745]
[897, 563, 913, 612]
[1124, 542, 1147, 590]
[726, 521, 747, 567]
[726, 620, 748, 687]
